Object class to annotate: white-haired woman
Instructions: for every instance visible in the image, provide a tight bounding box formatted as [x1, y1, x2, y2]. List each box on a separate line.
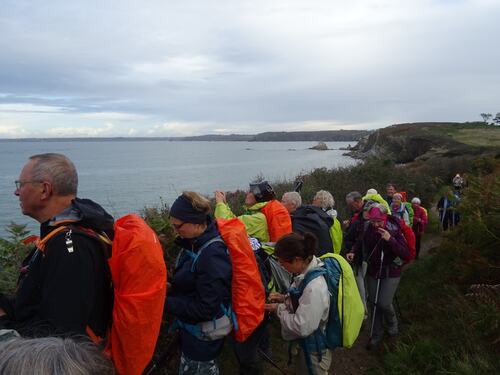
[411, 197, 428, 259]
[312, 190, 343, 254]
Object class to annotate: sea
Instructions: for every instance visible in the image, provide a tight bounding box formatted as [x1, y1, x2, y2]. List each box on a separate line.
[0, 140, 357, 237]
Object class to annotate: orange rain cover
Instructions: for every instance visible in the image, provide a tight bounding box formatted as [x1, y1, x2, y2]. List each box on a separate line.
[106, 214, 167, 375]
[260, 200, 292, 242]
[216, 218, 265, 342]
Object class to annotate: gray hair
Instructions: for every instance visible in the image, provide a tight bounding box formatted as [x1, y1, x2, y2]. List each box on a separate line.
[29, 153, 78, 196]
[411, 197, 421, 204]
[313, 190, 335, 209]
[282, 191, 302, 209]
[392, 193, 403, 201]
[0, 337, 114, 374]
[345, 191, 362, 202]
[370, 202, 389, 214]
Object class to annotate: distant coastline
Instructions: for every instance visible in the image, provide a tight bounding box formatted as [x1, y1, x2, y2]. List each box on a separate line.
[0, 130, 370, 142]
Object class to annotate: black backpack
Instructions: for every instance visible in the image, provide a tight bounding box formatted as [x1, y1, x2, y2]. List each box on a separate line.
[292, 205, 334, 256]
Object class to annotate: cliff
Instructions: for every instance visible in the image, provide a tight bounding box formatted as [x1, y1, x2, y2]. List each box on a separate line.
[346, 122, 500, 163]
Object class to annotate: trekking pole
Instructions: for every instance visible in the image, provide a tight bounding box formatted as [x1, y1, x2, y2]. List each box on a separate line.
[294, 180, 303, 193]
[257, 348, 288, 375]
[369, 249, 385, 341]
[143, 333, 179, 375]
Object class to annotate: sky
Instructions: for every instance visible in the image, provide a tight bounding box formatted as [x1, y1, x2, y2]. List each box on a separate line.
[0, 0, 499, 138]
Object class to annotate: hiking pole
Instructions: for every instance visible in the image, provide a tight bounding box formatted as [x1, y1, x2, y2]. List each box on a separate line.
[294, 180, 303, 193]
[257, 348, 287, 375]
[369, 249, 385, 341]
[143, 333, 179, 375]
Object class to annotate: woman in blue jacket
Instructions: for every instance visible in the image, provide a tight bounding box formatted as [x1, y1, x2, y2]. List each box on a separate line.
[166, 192, 232, 375]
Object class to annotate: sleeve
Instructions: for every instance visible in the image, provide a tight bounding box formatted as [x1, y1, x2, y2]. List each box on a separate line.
[167, 243, 232, 323]
[330, 218, 343, 254]
[276, 276, 329, 340]
[214, 202, 237, 219]
[386, 231, 409, 260]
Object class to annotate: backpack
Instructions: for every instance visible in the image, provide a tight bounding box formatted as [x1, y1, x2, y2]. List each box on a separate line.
[290, 253, 364, 349]
[260, 200, 292, 242]
[292, 205, 333, 256]
[398, 219, 416, 263]
[36, 214, 167, 375]
[184, 218, 265, 342]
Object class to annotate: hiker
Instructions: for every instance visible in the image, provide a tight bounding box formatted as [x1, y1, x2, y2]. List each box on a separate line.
[215, 183, 287, 373]
[437, 188, 459, 231]
[385, 183, 397, 206]
[0, 336, 114, 375]
[264, 232, 332, 375]
[166, 192, 232, 375]
[354, 203, 410, 350]
[390, 193, 410, 226]
[0, 153, 113, 338]
[411, 198, 428, 259]
[281, 191, 302, 214]
[312, 190, 343, 254]
[452, 173, 465, 190]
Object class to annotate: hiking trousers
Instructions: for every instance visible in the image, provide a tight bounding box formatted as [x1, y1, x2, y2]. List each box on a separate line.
[354, 262, 368, 318]
[179, 353, 219, 375]
[230, 318, 268, 375]
[366, 275, 400, 342]
[292, 345, 332, 375]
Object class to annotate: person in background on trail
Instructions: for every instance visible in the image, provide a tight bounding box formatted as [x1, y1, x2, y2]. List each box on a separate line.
[353, 203, 409, 350]
[390, 193, 411, 227]
[264, 232, 332, 375]
[281, 191, 302, 214]
[452, 173, 465, 191]
[166, 192, 232, 375]
[312, 190, 343, 254]
[0, 153, 113, 339]
[411, 198, 428, 259]
[437, 188, 460, 231]
[385, 183, 397, 206]
[0, 336, 114, 375]
[363, 189, 390, 212]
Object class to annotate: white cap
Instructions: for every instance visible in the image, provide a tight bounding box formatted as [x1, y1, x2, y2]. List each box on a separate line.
[411, 197, 421, 204]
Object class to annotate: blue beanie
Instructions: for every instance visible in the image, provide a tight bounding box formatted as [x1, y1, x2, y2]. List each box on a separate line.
[169, 195, 208, 224]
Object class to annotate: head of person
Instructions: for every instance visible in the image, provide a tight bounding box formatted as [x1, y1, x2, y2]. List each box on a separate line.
[281, 191, 302, 214]
[392, 193, 403, 208]
[345, 191, 363, 211]
[247, 180, 275, 206]
[362, 200, 377, 220]
[0, 337, 114, 375]
[367, 203, 389, 229]
[411, 197, 421, 210]
[312, 190, 335, 210]
[386, 183, 397, 198]
[274, 232, 317, 274]
[15, 153, 78, 222]
[169, 191, 211, 239]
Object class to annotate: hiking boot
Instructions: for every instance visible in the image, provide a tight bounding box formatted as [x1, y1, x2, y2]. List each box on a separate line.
[365, 338, 381, 351]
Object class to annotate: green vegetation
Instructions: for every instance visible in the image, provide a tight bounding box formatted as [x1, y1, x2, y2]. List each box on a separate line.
[0, 223, 32, 294]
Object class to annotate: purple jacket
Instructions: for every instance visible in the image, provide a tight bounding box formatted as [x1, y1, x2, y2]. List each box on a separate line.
[356, 216, 409, 278]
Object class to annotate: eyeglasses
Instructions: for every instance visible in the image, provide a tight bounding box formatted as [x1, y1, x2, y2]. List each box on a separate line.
[15, 180, 42, 190]
[170, 221, 188, 230]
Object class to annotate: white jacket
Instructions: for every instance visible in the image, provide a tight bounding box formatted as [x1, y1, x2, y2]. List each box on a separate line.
[277, 256, 330, 341]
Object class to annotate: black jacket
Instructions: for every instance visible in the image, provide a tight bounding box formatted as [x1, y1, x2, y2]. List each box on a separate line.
[2, 198, 113, 338]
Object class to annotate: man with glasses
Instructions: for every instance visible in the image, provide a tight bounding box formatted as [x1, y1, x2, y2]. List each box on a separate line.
[0, 153, 113, 339]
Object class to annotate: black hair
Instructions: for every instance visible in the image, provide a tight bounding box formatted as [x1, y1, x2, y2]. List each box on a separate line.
[274, 232, 317, 262]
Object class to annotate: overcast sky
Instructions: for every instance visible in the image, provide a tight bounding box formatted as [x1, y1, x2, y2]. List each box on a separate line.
[0, 0, 499, 138]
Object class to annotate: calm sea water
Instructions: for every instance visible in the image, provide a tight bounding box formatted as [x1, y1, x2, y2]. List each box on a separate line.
[0, 140, 356, 236]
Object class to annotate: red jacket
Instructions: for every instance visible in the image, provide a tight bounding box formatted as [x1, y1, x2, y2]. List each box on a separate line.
[412, 205, 428, 234]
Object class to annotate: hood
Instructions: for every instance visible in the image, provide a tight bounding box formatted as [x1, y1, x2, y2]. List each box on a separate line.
[49, 198, 114, 237]
[244, 201, 269, 213]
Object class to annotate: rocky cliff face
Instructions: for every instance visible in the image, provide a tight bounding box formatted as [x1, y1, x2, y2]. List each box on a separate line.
[345, 122, 496, 163]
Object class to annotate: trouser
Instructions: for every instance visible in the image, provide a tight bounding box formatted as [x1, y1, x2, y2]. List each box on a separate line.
[230, 319, 268, 375]
[354, 262, 368, 318]
[179, 353, 219, 375]
[414, 233, 422, 258]
[292, 345, 332, 375]
[366, 275, 400, 342]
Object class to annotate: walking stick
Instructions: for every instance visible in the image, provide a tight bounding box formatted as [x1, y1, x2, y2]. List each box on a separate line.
[144, 333, 179, 375]
[258, 348, 288, 375]
[369, 249, 385, 341]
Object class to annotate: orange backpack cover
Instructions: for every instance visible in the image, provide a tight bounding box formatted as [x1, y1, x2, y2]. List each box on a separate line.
[260, 200, 292, 242]
[215, 218, 265, 342]
[106, 214, 167, 375]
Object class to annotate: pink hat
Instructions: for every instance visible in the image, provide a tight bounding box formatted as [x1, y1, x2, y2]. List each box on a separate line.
[368, 207, 387, 221]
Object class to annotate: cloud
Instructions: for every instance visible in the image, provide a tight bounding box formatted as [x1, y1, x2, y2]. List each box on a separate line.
[45, 123, 117, 137]
[0, 124, 29, 137]
[0, 0, 499, 137]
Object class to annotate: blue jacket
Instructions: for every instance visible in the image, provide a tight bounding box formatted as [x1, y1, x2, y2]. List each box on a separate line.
[166, 217, 232, 361]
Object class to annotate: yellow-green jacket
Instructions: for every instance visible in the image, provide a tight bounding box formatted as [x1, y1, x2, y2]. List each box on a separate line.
[329, 217, 343, 254]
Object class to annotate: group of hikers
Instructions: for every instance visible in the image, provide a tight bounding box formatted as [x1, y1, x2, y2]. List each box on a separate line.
[0, 153, 432, 375]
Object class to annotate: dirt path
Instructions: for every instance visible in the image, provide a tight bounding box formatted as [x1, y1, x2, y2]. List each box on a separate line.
[328, 233, 442, 374]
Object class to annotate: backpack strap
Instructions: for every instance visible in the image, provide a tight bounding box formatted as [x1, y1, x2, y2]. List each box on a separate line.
[183, 236, 225, 273]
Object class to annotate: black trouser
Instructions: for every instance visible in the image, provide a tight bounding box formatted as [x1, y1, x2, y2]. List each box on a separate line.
[414, 232, 422, 258]
[230, 317, 269, 375]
